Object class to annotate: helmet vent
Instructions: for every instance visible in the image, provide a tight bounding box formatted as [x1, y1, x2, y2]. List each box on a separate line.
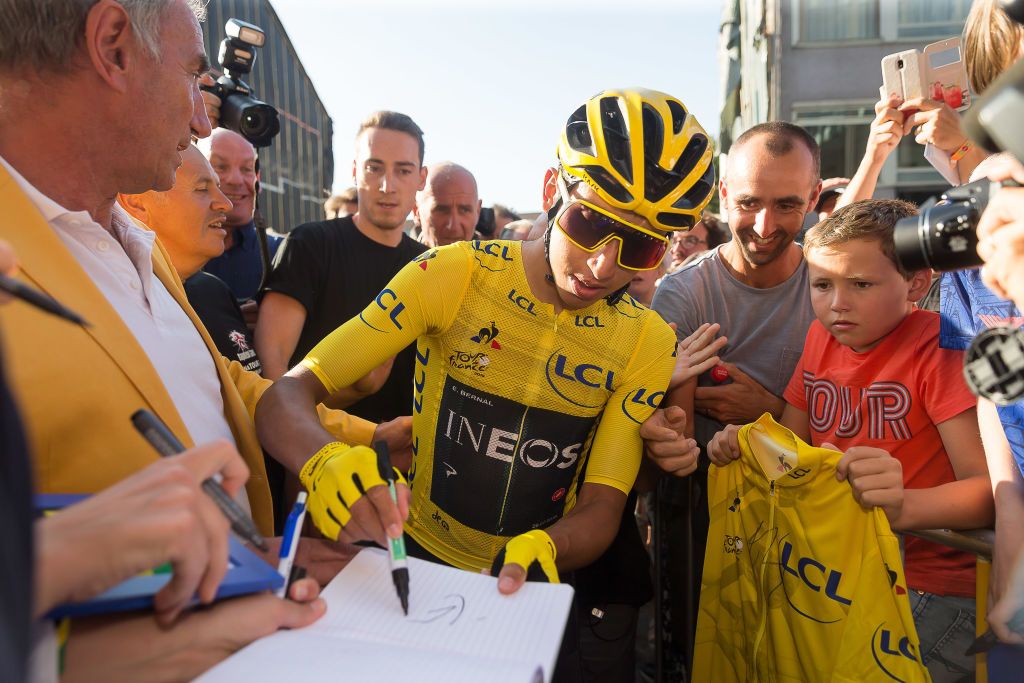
[667, 100, 687, 135]
[565, 104, 595, 156]
[655, 212, 696, 230]
[644, 131, 708, 204]
[672, 163, 716, 211]
[599, 97, 633, 184]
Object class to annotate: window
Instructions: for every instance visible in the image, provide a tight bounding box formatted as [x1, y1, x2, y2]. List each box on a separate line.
[898, 0, 972, 39]
[791, 103, 874, 179]
[801, 0, 878, 42]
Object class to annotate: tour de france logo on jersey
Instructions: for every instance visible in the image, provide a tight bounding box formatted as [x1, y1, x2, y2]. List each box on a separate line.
[471, 240, 515, 272]
[413, 248, 438, 270]
[870, 623, 923, 679]
[448, 322, 503, 377]
[545, 349, 615, 409]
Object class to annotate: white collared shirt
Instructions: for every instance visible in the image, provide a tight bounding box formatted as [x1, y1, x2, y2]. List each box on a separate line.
[0, 155, 237, 454]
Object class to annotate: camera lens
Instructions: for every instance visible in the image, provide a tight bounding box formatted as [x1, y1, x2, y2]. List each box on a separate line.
[221, 93, 280, 148]
[893, 201, 984, 272]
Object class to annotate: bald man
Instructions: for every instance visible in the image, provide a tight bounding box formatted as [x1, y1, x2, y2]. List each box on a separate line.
[412, 162, 482, 247]
[200, 128, 281, 301]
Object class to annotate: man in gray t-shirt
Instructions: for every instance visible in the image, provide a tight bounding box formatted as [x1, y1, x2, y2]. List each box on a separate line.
[654, 245, 813, 446]
[646, 122, 822, 672]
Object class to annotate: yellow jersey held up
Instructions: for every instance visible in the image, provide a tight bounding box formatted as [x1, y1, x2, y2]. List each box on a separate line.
[693, 414, 931, 682]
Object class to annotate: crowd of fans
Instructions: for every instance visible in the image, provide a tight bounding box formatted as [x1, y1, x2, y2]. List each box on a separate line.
[2, 1, 1024, 682]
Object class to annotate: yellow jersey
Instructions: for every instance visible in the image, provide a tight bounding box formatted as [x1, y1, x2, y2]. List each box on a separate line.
[303, 240, 676, 571]
[693, 414, 930, 682]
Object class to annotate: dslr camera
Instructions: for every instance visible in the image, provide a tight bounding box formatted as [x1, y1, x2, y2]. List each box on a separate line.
[202, 19, 280, 147]
[892, 179, 996, 273]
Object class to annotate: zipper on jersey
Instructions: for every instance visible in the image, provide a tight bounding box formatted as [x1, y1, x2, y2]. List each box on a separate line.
[751, 479, 777, 679]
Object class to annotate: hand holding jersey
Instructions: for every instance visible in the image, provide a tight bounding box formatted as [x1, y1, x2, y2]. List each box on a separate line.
[710, 425, 907, 526]
[299, 441, 409, 546]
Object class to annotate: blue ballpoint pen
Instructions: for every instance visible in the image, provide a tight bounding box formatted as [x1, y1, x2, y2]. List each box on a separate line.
[276, 492, 307, 599]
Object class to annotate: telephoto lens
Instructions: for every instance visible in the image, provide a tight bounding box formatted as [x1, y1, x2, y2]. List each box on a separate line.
[892, 180, 992, 272]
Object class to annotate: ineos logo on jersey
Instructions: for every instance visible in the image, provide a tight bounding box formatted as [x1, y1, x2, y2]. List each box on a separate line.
[359, 288, 406, 332]
[472, 240, 514, 272]
[621, 387, 665, 424]
[441, 409, 580, 469]
[779, 540, 853, 623]
[507, 288, 537, 316]
[545, 351, 615, 408]
[870, 623, 921, 680]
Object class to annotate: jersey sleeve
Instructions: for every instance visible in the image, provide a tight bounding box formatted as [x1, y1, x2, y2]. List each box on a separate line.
[582, 315, 678, 493]
[302, 245, 471, 395]
[915, 314, 975, 425]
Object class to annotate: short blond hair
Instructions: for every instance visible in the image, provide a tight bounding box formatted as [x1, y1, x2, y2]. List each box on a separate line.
[803, 199, 918, 277]
[964, 0, 1024, 95]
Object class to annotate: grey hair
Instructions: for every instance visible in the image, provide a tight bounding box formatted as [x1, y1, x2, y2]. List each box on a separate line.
[0, 0, 207, 72]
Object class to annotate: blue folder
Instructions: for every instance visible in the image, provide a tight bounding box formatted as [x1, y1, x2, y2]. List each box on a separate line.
[38, 494, 284, 619]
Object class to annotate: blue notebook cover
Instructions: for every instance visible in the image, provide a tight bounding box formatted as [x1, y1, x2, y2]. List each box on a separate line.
[38, 494, 284, 619]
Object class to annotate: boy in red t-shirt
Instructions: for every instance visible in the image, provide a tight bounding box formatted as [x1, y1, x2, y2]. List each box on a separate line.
[709, 199, 993, 679]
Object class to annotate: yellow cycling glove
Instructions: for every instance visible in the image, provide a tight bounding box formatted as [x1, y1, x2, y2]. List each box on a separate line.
[490, 529, 560, 584]
[299, 442, 400, 541]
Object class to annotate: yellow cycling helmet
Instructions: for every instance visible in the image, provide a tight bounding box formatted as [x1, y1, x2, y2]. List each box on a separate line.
[556, 88, 716, 233]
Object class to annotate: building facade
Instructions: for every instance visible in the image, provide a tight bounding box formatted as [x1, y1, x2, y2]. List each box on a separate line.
[720, 0, 972, 204]
[203, 0, 333, 232]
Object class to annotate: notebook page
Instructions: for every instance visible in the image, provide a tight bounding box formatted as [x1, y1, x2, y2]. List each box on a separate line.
[314, 549, 572, 680]
[196, 631, 542, 683]
[198, 549, 573, 683]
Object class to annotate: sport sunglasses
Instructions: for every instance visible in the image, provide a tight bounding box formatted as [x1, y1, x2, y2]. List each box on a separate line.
[554, 199, 670, 271]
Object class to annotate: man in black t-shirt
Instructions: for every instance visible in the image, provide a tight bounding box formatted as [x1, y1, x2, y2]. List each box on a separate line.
[255, 111, 428, 424]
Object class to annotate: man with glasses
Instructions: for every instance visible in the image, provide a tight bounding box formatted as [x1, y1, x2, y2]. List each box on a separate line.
[254, 88, 713, 599]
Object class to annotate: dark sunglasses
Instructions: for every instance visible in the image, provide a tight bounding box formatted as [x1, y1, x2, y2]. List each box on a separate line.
[554, 199, 669, 271]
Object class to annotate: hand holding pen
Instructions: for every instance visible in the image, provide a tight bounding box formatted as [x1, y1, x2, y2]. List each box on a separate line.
[131, 409, 267, 552]
[374, 441, 410, 615]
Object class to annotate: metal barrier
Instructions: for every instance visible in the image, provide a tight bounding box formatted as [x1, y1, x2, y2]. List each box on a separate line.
[905, 528, 995, 683]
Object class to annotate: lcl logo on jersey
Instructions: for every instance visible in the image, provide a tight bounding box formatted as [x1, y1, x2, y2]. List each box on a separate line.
[621, 387, 665, 424]
[574, 315, 604, 328]
[472, 240, 514, 272]
[359, 288, 405, 332]
[545, 351, 615, 408]
[870, 623, 922, 680]
[779, 541, 853, 624]
[507, 288, 538, 316]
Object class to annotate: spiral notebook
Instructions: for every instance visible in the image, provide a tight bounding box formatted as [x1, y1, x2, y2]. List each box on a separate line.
[196, 548, 575, 683]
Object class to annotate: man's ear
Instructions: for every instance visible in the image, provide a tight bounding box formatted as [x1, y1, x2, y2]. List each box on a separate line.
[907, 269, 933, 301]
[718, 176, 729, 210]
[117, 193, 150, 223]
[417, 166, 427, 192]
[83, 0, 138, 93]
[541, 167, 558, 211]
[806, 179, 823, 215]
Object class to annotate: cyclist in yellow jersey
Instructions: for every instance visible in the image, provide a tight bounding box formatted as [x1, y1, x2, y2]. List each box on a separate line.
[255, 88, 716, 595]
